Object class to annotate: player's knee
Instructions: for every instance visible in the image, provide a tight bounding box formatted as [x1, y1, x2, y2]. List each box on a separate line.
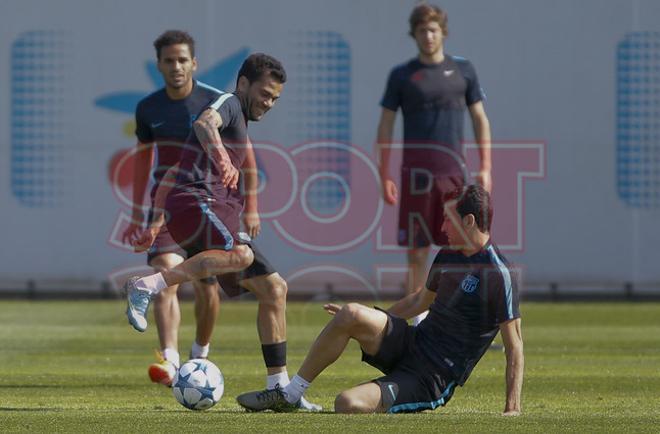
[233, 246, 254, 269]
[261, 277, 288, 305]
[334, 392, 368, 414]
[334, 303, 363, 330]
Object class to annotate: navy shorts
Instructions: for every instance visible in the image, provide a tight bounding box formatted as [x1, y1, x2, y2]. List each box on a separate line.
[362, 309, 457, 413]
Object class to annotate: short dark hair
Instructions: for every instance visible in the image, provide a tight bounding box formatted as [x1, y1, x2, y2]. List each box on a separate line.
[409, 3, 449, 37]
[236, 53, 287, 86]
[153, 30, 195, 60]
[451, 184, 493, 233]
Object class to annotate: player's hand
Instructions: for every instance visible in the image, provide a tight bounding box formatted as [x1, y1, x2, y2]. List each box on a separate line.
[476, 169, 492, 193]
[502, 410, 521, 417]
[323, 303, 342, 315]
[121, 222, 143, 246]
[133, 226, 160, 253]
[214, 148, 240, 190]
[243, 212, 261, 238]
[381, 178, 398, 205]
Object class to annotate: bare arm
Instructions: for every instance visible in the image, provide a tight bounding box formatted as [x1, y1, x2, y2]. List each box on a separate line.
[375, 108, 398, 205]
[121, 141, 154, 245]
[193, 108, 239, 189]
[468, 101, 492, 192]
[499, 318, 524, 415]
[241, 136, 260, 238]
[132, 162, 179, 253]
[387, 287, 436, 319]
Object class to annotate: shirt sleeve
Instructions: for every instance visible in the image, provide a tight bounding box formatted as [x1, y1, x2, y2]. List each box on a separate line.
[134, 101, 153, 143]
[425, 250, 445, 292]
[380, 67, 403, 111]
[461, 60, 485, 106]
[209, 92, 236, 132]
[490, 270, 520, 324]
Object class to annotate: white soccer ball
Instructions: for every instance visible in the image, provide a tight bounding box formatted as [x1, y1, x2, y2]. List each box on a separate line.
[172, 359, 224, 411]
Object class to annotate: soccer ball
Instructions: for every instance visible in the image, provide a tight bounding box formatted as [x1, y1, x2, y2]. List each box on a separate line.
[172, 359, 224, 411]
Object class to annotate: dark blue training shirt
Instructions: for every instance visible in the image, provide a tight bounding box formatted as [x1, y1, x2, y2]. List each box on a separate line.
[134, 80, 223, 198]
[380, 55, 484, 171]
[415, 242, 520, 385]
[173, 92, 249, 200]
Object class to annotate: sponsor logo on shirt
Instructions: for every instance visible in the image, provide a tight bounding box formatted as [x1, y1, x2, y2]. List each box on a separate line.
[443, 69, 454, 77]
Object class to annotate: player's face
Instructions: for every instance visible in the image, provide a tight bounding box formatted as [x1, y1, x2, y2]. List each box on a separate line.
[441, 201, 467, 248]
[157, 44, 197, 90]
[413, 21, 444, 56]
[246, 77, 283, 121]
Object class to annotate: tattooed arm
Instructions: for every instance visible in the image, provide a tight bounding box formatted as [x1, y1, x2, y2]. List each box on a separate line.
[193, 108, 239, 189]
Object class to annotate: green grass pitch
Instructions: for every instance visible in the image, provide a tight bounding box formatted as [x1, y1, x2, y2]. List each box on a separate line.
[0, 300, 659, 433]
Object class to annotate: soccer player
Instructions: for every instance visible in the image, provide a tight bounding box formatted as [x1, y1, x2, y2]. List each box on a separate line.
[236, 185, 524, 415]
[126, 52, 320, 410]
[376, 4, 492, 325]
[121, 30, 228, 385]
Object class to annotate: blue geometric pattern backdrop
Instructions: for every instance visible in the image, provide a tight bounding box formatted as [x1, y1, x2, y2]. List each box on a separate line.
[11, 30, 71, 207]
[616, 32, 660, 208]
[290, 31, 351, 215]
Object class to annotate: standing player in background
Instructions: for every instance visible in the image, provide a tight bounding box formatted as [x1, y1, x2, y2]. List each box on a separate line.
[376, 4, 492, 325]
[127, 53, 320, 411]
[122, 30, 228, 386]
[237, 185, 523, 415]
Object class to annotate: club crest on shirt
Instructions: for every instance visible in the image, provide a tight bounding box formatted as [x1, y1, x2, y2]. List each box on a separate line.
[460, 275, 480, 293]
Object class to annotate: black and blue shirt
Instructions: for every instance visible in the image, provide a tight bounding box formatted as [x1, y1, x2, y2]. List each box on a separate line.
[173, 92, 249, 200]
[380, 55, 484, 171]
[134, 80, 223, 198]
[416, 242, 519, 385]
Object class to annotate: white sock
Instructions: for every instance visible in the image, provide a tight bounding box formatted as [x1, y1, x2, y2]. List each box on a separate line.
[411, 310, 429, 326]
[136, 273, 168, 295]
[191, 341, 210, 359]
[267, 371, 290, 390]
[283, 374, 309, 404]
[162, 348, 180, 368]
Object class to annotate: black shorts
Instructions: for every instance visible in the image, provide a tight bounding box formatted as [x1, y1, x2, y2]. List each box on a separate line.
[216, 241, 277, 297]
[361, 309, 457, 413]
[397, 167, 465, 248]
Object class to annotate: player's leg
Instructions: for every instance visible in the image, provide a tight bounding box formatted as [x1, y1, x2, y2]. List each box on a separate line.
[125, 246, 253, 332]
[399, 167, 433, 325]
[239, 273, 288, 379]
[334, 382, 383, 414]
[236, 303, 389, 412]
[189, 277, 220, 359]
[147, 252, 184, 385]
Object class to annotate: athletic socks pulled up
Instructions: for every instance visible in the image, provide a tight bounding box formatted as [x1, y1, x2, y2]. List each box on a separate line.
[190, 341, 210, 359]
[135, 272, 168, 295]
[283, 374, 310, 404]
[266, 371, 290, 390]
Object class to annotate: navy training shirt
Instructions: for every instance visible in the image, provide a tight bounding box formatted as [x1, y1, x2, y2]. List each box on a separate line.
[380, 55, 484, 171]
[173, 92, 249, 200]
[134, 80, 223, 198]
[415, 242, 519, 385]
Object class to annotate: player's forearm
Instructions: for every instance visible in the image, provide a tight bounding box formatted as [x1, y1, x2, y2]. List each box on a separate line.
[472, 114, 491, 171]
[131, 143, 153, 220]
[387, 291, 424, 319]
[193, 113, 229, 158]
[242, 145, 259, 213]
[376, 121, 394, 176]
[151, 165, 177, 228]
[504, 344, 524, 413]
